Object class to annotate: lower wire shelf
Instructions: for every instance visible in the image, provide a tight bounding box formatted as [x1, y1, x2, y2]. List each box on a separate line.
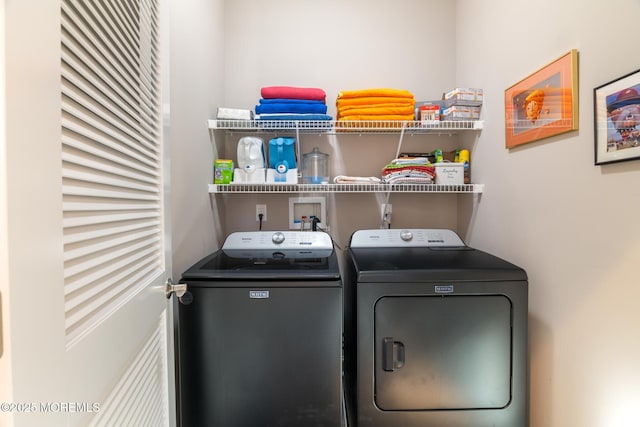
[208, 183, 484, 194]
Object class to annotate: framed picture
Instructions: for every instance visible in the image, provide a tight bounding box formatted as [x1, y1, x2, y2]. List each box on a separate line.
[594, 68, 640, 165]
[505, 49, 579, 148]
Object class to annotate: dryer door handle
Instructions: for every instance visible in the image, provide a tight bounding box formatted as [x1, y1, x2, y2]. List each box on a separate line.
[382, 337, 405, 371]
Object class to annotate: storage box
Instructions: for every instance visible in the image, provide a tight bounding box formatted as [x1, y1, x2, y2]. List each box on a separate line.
[444, 87, 483, 107]
[214, 159, 234, 184]
[419, 104, 441, 123]
[414, 100, 444, 121]
[442, 105, 481, 121]
[434, 162, 464, 185]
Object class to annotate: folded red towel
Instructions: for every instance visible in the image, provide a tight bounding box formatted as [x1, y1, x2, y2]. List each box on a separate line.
[261, 86, 326, 101]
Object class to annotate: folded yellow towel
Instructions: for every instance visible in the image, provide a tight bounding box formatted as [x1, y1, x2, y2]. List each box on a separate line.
[337, 88, 415, 100]
[337, 105, 416, 119]
[337, 96, 415, 108]
[337, 114, 415, 121]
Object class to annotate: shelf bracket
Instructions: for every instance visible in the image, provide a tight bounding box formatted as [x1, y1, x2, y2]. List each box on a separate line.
[393, 121, 408, 159]
[295, 121, 302, 178]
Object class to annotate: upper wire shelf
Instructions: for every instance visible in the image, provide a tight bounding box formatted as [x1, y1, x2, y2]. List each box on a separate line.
[208, 119, 483, 134]
[209, 183, 484, 194]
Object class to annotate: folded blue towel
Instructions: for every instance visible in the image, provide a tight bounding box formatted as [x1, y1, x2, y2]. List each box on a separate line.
[257, 114, 334, 129]
[255, 102, 328, 114]
[257, 113, 333, 121]
[259, 98, 326, 105]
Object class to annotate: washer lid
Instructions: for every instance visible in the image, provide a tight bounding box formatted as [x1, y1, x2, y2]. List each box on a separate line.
[349, 228, 465, 248]
[181, 231, 340, 281]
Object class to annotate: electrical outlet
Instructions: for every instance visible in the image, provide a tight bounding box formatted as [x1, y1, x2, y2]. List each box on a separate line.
[256, 204, 267, 222]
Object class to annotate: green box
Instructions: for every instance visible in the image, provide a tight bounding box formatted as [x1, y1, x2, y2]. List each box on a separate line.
[214, 159, 234, 184]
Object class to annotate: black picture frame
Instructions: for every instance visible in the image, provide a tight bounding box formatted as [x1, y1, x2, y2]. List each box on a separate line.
[594, 68, 640, 165]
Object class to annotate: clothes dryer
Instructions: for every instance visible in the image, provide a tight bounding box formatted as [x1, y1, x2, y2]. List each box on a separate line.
[343, 229, 528, 427]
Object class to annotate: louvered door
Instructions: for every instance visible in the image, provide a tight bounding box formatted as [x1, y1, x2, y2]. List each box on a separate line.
[2, 0, 172, 425]
[60, 0, 172, 425]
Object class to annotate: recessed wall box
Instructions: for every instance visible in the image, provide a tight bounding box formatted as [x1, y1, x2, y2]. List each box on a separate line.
[289, 196, 327, 230]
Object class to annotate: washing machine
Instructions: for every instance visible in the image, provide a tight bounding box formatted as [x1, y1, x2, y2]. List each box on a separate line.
[343, 228, 528, 427]
[176, 231, 344, 427]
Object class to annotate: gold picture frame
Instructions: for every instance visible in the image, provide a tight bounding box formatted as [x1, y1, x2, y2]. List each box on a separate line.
[505, 49, 579, 148]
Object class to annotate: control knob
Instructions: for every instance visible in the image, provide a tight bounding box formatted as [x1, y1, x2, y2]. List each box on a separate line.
[272, 232, 285, 244]
[400, 229, 413, 241]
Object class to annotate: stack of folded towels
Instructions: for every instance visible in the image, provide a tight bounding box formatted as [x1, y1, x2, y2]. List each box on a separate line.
[255, 86, 333, 122]
[381, 157, 436, 184]
[336, 88, 416, 121]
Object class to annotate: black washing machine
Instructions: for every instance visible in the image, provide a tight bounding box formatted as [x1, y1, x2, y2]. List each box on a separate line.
[343, 229, 528, 427]
[176, 231, 344, 427]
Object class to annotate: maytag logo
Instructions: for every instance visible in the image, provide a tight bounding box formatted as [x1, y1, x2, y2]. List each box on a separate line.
[249, 290, 269, 299]
[435, 285, 454, 294]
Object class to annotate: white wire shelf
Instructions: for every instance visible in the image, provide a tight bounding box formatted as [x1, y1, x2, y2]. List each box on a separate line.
[209, 183, 484, 194]
[208, 119, 483, 134]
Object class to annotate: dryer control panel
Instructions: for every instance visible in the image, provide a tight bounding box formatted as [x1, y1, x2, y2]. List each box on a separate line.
[349, 228, 466, 248]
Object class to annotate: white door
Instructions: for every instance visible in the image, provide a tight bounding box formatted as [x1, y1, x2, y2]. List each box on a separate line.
[1, 1, 174, 426]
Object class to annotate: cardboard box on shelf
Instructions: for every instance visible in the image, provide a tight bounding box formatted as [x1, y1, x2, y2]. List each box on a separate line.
[444, 87, 483, 107]
[434, 162, 464, 185]
[443, 105, 481, 121]
[414, 100, 445, 121]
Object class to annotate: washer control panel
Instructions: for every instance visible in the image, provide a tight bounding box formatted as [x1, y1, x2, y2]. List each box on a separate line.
[349, 229, 466, 248]
[223, 231, 334, 250]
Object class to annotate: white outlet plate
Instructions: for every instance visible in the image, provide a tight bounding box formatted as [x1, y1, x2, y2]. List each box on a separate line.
[256, 204, 267, 221]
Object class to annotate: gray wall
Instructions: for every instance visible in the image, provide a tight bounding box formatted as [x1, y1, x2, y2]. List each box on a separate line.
[169, 0, 225, 276]
[457, 1, 640, 426]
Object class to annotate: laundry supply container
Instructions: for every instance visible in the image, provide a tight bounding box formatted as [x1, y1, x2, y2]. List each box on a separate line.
[302, 147, 329, 184]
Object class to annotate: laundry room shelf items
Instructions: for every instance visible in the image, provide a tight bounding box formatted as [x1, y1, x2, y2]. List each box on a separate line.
[208, 119, 484, 195]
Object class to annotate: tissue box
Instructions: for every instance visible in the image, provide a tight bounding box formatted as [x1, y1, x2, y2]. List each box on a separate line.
[434, 162, 464, 185]
[216, 107, 254, 121]
[443, 105, 481, 121]
[444, 88, 483, 107]
[214, 159, 234, 184]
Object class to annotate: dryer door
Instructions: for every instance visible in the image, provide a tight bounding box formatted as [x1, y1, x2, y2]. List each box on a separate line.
[374, 295, 512, 410]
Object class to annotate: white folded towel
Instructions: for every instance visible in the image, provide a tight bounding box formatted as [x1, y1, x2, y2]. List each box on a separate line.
[333, 175, 382, 184]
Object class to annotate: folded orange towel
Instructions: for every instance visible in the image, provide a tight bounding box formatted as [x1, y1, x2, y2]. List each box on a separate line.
[337, 114, 415, 121]
[337, 88, 415, 100]
[337, 96, 415, 108]
[339, 103, 414, 112]
[337, 105, 416, 119]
